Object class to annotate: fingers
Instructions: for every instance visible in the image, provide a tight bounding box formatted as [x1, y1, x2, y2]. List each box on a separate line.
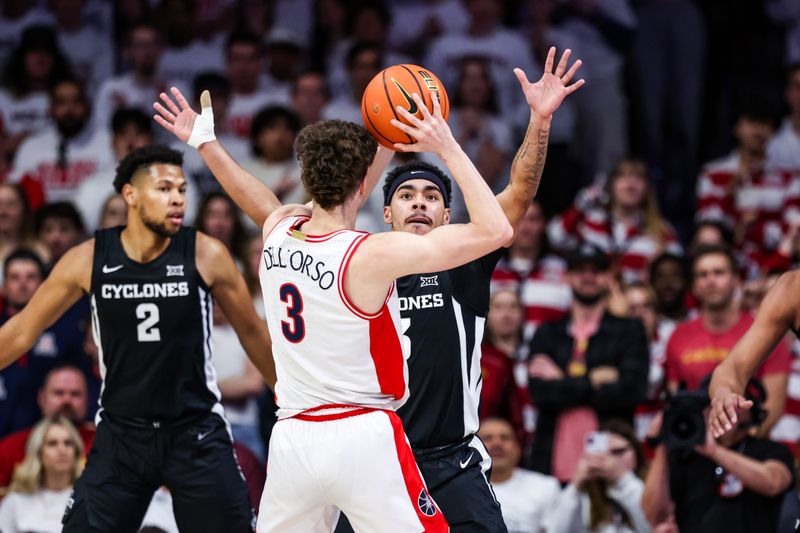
[544, 46, 555, 75]
[159, 92, 181, 116]
[153, 114, 176, 134]
[562, 59, 583, 84]
[170, 86, 192, 111]
[566, 79, 586, 95]
[395, 105, 424, 129]
[390, 118, 417, 136]
[393, 141, 419, 153]
[554, 48, 571, 77]
[514, 67, 530, 89]
[430, 89, 442, 118]
[414, 92, 432, 120]
[200, 90, 211, 109]
[153, 102, 176, 123]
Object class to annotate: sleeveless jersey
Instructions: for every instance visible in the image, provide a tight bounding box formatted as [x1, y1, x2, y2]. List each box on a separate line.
[90, 227, 221, 420]
[260, 215, 408, 418]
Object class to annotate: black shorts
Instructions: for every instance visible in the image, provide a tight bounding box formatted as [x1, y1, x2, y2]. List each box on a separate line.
[62, 411, 255, 533]
[336, 436, 507, 532]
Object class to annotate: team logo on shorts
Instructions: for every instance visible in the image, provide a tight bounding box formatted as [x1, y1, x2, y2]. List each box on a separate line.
[420, 275, 438, 287]
[417, 489, 437, 516]
[166, 265, 184, 277]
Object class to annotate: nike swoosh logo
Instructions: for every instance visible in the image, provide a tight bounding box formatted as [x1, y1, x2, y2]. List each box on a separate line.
[391, 78, 418, 115]
[459, 452, 474, 469]
[102, 264, 123, 274]
[197, 431, 210, 441]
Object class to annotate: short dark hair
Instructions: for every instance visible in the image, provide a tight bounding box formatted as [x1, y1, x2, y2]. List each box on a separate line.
[111, 107, 152, 137]
[346, 41, 382, 70]
[294, 120, 377, 209]
[736, 98, 777, 128]
[382, 161, 453, 205]
[3, 248, 46, 279]
[226, 31, 261, 54]
[193, 71, 231, 101]
[691, 244, 738, 275]
[291, 70, 330, 99]
[114, 145, 183, 193]
[49, 77, 88, 104]
[34, 202, 85, 235]
[250, 106, 302, 156]
[649, 253, 689, 284]
[693, 219, 734, 247]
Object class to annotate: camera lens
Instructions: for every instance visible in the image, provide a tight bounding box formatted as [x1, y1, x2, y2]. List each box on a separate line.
[672, 416, 696, 440]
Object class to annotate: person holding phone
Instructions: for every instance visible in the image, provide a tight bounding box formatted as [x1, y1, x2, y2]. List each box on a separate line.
[547, 420, 650, 533]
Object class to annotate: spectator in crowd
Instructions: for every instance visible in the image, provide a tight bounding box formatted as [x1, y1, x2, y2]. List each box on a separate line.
[0, 184, 50, 273]
[448, 57, 512, 220]
[425, 0, 536, 122]
[93, 21, 165, 136]
[290, 70, 330, 127]
[388, 0, 469, 58]
[0, 251, 92, 436]
[308, 0, 347, 74]
[690, 220, 735, 255]
[323, 41, 381, 124]
[526, 244, 649, 481]
[96, 194, 127, 230]
[193, 192, 248, 266]
[0, 364, 95, 490]
[156, 0, 224, 91]
[548, 419, 650, 533]
[0, 416, 84, 533]
[34, 202, 85, 265]
[51, 0, 113, 97]
[695, 104, 797, 267]
[0, 26, 72, 152]
[642, 379, 794, 533]
[73, 107, 156, 231]
[8, 78, 113, 207]
[491, 201, 570, 342]
[178, 72, 249, 196]
[263, 27, 306, 102]
[211, 301, 265, 461]
[649, 253, 691, 324]
[0, 1, 53, 71]
[481, 289, 532, 447]
[768, 62, 800, 170]
[665, 245, 790, 436]
[231, 0, 272, 39]
[479, 417, 561, 533]
[549, 158, 683, 283]
[240, 106, 304, 206]
[224, 31, 284, 140]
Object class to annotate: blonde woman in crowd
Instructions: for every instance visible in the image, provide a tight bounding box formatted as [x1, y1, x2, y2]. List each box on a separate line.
[0, 416, 84, 533]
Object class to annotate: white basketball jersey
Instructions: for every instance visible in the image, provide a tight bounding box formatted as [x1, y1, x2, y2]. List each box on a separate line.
[260, 215, 409, 418]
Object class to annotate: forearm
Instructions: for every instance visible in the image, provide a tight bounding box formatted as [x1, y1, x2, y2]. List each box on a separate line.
[237, 324, 277, 390]
[0, 316, 35, 370]
[197, 140, 281, 228]
[642, 447, 673, 526]
[710, 356, 752, 399]
[709, 447, 790, 496]
[508, 111, 551, 202]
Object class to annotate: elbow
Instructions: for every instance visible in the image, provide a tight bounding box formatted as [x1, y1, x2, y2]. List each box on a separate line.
[493, 220, 514, 248]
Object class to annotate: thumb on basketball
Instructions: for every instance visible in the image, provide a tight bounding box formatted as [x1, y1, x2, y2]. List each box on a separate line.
[200, 90, 212, 109]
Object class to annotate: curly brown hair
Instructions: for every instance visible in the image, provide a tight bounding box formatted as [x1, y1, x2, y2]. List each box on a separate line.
[294, 120, 377, 209]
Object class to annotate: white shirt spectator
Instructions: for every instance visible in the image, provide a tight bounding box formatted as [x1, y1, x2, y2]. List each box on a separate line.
[212, 322, 258, 428]
[0, 88, 50, 135]
[768, 117, 800, 171]
[9, 125, 113, 203]
[226, 87, 288, 140]
[388, 0, 469, 51]
[322, 96, 363, 125]
[58, 25, 113, 97]
[139, 487, 179, 533]
[546, 472, 650, 533]
[273, 0, 314, 47]
[0, 487, 71, 533]
[491, 468, 561, 533]
[158, 37, 225, 94]
[93, 73, 167, 133]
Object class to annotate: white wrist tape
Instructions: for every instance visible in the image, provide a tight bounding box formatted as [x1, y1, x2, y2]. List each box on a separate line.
[187, 106, 216, 148]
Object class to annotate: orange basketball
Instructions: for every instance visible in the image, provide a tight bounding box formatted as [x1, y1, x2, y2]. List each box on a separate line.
[361, 64, 450, 151]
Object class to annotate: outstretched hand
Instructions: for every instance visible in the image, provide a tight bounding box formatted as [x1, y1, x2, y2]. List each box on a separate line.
[709, 389, 753, 438]
[515, 47, 584, 118]
[391, 91, 457, 155]
[153, 87, 215, 147]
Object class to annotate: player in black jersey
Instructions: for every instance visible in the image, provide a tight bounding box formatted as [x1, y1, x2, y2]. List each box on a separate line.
[0, 145, 275, 532]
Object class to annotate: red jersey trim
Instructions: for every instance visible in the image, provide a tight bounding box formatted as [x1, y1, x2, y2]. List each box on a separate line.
[337, 234, 391, 320]
[285, 216, 369, 242]
[290, 404, 378, 422]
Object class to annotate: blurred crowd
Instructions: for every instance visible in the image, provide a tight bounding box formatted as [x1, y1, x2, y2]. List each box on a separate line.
[2, 0, 800, 532]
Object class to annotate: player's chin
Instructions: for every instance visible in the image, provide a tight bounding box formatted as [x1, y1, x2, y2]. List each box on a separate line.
[406, 222, 433, 235]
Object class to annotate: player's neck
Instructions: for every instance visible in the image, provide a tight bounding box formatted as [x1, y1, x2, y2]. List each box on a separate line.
[120, 222, 172, 263]
[701, 304, 740, 333]
[304, 203, 357, 234]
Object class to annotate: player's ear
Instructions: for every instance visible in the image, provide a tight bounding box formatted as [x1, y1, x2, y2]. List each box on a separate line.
[383, 205, 392, 225]
[121, 182, 137, 206]
[443, 207, 450, 225]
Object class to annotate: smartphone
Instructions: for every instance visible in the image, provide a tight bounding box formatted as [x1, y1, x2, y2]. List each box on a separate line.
[585, 431, 608, 454]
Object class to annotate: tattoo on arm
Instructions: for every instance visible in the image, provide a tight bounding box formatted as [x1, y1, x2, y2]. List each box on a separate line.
[510, 121, 550, 199]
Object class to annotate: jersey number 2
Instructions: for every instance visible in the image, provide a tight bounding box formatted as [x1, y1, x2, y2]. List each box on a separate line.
[279, 284, 305, 343]
[136, 303, 161, 342]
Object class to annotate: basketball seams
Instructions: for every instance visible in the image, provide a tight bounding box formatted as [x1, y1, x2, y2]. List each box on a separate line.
[400, 64, 428, 117]
[362, 86, 398, 148]
[381, 68, 415, 145]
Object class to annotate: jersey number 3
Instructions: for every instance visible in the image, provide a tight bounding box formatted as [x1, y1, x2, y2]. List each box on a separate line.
[279, 284, 305, 343]
[136, 303, 161, 342]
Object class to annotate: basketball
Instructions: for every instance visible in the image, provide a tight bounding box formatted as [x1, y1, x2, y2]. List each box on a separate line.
[361, 64, 450, 150]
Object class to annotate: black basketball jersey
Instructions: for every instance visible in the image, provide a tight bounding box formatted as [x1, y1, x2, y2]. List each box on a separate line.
[396, 249, 504, 450]
[90, 227, 220, 420]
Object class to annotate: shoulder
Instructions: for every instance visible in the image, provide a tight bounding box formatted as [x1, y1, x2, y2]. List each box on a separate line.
[262, 204, 311, 239]
[195, 231, 235, 268]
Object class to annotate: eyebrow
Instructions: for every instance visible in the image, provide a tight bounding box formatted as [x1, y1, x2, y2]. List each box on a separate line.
[396, 184, 440, 193]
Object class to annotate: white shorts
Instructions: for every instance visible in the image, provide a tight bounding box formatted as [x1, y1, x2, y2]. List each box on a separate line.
[257, 406, 449, 532]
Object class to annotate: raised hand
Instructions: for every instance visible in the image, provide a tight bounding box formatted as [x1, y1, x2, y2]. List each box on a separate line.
[390, 91, 457, 155]
[709, 389, 753, 438]
[153, 87, 215, 147]
[514, 47, 584, 119]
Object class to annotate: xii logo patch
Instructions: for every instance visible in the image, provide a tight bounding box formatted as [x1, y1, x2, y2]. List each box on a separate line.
[420, 275, 438, 287]
[166, 265, 184, 277]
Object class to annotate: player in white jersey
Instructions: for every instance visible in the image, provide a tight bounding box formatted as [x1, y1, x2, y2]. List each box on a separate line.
[154, 87, 513, 532]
